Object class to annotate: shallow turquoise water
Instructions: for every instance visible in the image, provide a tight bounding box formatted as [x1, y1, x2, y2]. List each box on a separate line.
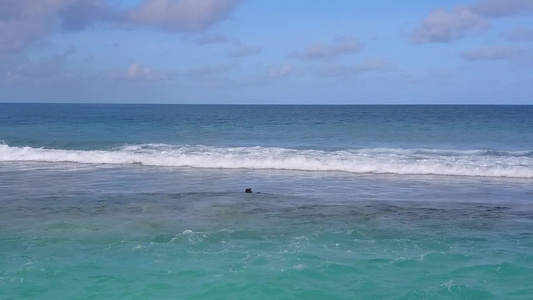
[1, 164, 532, 299]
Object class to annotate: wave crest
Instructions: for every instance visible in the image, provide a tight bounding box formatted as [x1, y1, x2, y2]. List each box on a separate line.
[0, 144, 532, 178]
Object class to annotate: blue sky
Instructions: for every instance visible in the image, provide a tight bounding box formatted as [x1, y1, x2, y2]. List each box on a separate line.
[0, 0, 532, 104]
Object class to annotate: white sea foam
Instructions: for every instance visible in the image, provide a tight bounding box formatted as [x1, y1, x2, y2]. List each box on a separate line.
[0, 144, 532, 178]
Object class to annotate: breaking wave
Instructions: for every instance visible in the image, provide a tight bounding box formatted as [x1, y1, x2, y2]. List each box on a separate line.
[1, 144, 532, 178]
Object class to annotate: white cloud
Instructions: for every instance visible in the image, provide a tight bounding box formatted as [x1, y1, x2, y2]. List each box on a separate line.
[0, 0, 75, 58]
[410, 5, 489, 44]
[0, 0, 241, 59]
[410, 0, 533, 44]
[127, 0, 240, 32]
[290, 37, 363, 60]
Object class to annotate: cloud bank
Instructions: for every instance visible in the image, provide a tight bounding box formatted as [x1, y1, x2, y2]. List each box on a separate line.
[0, 0, 73, 58]
[410, 5, 489, 43]
[127, 0, 240, 32]
[59, 0, 115, 31]
[410, 0, 533, 44]
[0, 0, 241, 58]
[469, 0, 533, 18]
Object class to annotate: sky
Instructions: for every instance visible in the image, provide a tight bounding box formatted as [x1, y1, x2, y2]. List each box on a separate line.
[0, 0, 532, 104]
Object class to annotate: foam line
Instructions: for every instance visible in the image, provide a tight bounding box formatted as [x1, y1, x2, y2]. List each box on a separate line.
[1, 144, 532, 178]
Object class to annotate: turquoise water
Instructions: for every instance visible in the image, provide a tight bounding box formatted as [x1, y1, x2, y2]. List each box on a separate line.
[1, 105, 533, 299]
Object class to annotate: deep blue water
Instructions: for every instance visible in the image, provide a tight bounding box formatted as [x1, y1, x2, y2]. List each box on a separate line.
[2, 104, 532, 151]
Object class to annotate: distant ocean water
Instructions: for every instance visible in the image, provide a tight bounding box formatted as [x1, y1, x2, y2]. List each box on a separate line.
[1, 104, 532, 299]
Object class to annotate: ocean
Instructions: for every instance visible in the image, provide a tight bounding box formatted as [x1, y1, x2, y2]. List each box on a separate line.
[1, 104, 532, 299]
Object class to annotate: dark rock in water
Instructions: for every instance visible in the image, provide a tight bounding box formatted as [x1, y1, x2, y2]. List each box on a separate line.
[245, 188, 252, 193]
